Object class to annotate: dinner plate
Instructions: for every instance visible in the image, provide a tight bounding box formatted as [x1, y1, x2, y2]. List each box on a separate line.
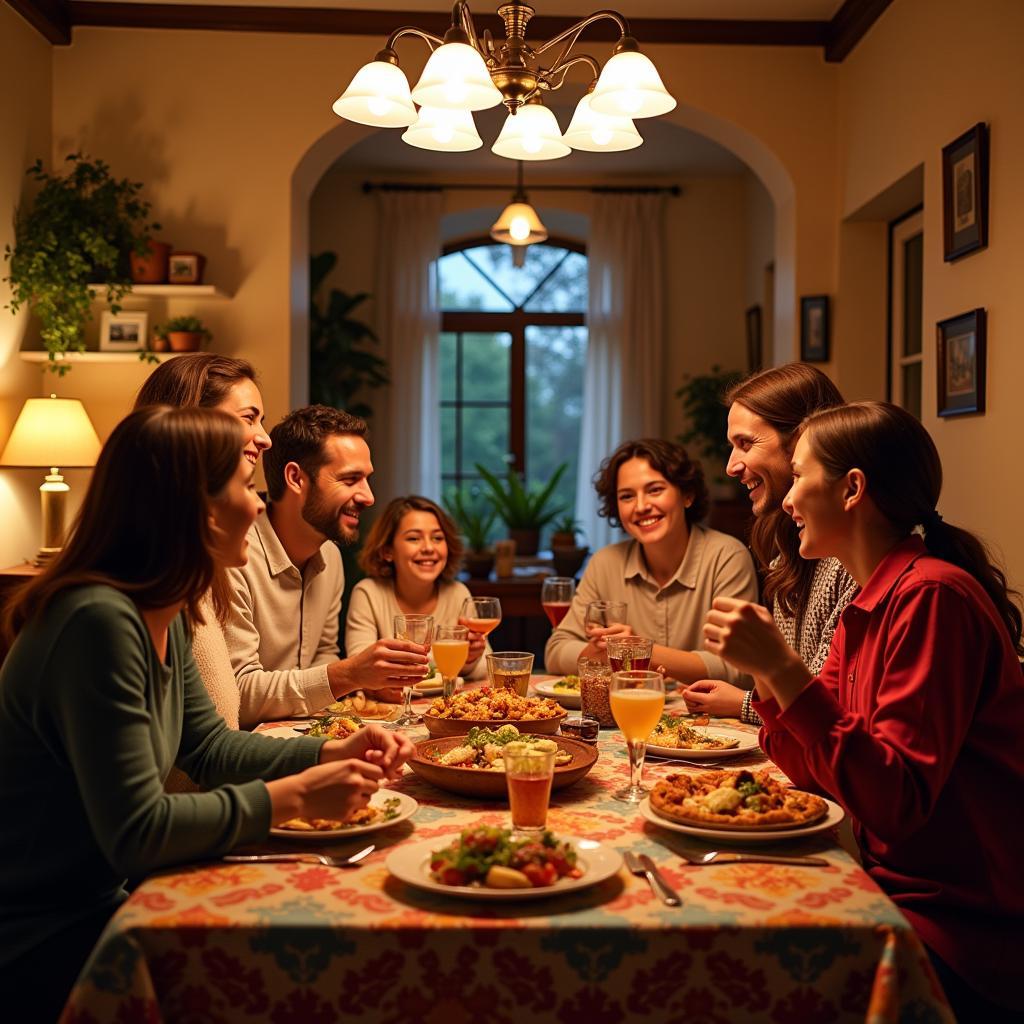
[644, 727, 761, 761]
[386, 836, 622, 900]
[638, 795, 844, 844]
[270, 790, 418, 840]
[411, 674, 463, 698]
[532, 679, 581, 708]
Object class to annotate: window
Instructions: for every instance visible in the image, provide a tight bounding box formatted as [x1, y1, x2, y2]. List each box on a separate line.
[889, 209, 923, 418]
[438, 240, 587, 530]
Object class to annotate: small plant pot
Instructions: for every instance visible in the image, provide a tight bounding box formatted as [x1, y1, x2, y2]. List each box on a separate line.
[551, 545, 588, 579]
[149, 335, 170, 353]
[508, 528, 540, 557]
[130, 240, 171, 284]
[550, 531, 577, 549]
[167, 331, 204, 353]
[463, 551, 495, 579]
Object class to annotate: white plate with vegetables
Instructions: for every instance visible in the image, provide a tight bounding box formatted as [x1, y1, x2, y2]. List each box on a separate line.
[532, 676, 581, 708]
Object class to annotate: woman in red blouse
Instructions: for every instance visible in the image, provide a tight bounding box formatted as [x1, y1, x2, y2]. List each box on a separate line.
[704, 401, 1024, 1020]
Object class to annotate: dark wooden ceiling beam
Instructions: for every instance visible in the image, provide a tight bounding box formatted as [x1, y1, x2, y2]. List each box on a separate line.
[825, 0, 895, 62]
[6, 0, 71, 44]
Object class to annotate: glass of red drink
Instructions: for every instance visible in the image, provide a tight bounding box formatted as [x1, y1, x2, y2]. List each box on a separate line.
[504, 746, 556, 834]
[606, 635, 653, 674]
[541, 576, 575, 628]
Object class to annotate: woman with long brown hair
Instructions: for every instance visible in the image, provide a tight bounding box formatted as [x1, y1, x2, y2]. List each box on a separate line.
[704, 401, 1024, 1020]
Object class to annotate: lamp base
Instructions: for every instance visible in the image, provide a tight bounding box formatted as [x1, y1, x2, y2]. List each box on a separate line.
[33, 546, 61, 568]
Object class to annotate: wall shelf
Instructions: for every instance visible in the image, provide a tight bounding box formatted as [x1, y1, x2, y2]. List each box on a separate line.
[88, 284, 229, 299]
[19, 351, 179, 364]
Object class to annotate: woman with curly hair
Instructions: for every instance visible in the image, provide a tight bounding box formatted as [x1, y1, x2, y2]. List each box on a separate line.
[544, 438, 757, 683]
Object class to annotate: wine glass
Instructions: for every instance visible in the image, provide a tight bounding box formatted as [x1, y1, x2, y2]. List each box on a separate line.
[540, 577, 575, 628]
[432, 624, 469, 700]
[392, 613, 433, 727]
[584, 600, 627, 634]
[609, 669, 665, 803]
[458, 596, 502, 639]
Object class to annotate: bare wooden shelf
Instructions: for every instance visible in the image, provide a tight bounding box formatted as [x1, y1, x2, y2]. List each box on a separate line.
[88, 284, 228, 299]
[19, 351, 178, 364]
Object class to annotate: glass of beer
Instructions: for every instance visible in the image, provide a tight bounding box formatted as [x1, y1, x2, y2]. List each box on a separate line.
[610, 669, 665, 803]
[504, 745, 556, 835]
[606, 635, 654, 673]
[392, 613, 434, 727]
[486, 651, 534, 696]
[432, 624, 469, 700]
[540, 577, 575, 627]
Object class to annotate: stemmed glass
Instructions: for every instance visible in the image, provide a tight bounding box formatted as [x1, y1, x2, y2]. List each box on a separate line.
[432, 624, 469, 700]
[609, 669, 665, 803]
[458, 596, 502, 638]
[540, 577, 575, 628]
[392, 613, 433, 727]
[585, 600, 627, 634]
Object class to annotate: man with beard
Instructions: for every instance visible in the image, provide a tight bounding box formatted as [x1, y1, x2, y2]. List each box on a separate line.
[225, 405, 428, 727]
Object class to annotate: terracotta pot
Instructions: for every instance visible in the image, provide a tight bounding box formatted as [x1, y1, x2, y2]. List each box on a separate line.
[463, 551, 495, 579]
[550, 531, 577, 549]
[508, 527, 540, 557]
[149, 335, 170, 353]
[167, 331, 204, 352]
[130, 240, 172, 284]
[551, 545, 588, 579]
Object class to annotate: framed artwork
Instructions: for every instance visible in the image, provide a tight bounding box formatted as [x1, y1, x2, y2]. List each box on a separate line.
[745, 305, 762, 373]
[168, 251, 206, 284]
[799, 295, 829, 362]
[936, 308, 986, 417]
[942, 122, 989, 262]
[99, 310, 148, 352]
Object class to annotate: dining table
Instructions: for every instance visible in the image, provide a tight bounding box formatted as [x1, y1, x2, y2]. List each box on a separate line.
[60, 678, 953, 1023]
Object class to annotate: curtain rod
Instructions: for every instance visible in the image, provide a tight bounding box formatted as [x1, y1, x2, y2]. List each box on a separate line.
[361, 181, 681, 196]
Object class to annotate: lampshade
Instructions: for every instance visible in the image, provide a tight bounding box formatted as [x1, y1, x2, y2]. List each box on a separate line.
[411, 40, 504, 112]
[0, 395, 101, 469]
[491, 103, 570, 161]
[589, 49, 677, 119]
[333, 60, 418, 128]
[563, 93, 643, 152]
[402, 106, 483, 152]
[490, 200, 548, 245]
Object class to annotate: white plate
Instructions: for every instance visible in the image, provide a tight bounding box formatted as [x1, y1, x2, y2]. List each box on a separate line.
[412, 674, 463, 698]
[260, 724, 310, 739]
[639, 795, 844, 844]
[533, 679, 581, 708]
[270, 790, 418, 840]
[644, 726, 761, 761]
[386, 836, 622, 900]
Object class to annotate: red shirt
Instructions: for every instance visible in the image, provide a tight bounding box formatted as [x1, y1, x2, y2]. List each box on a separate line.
[754, 537, 1024, 1007]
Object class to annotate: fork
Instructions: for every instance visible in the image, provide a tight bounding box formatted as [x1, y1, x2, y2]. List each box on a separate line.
[223, 843, 375, 868]
[624, 852, 683, 906]
[675, 846, 828, 867]
[646, 757, 735, 769]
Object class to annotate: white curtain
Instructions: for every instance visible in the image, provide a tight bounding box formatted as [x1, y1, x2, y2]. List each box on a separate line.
[576, 193, 666, 551]
[373, 191, 443, 501]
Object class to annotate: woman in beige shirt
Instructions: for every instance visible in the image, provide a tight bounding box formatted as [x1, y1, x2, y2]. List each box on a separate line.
[545, 438, 758, 684]
[345, 496, 489, 679]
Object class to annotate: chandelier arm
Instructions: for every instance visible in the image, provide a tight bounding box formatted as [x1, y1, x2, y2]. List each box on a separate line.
[541, 52, 601, 88]
[532, 10, 629, 58]
[383, 25, 446, 52]
[452, 0, 486, 54]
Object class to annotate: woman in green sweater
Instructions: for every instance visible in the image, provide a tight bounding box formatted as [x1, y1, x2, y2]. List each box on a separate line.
[0, 405, 413, 1023]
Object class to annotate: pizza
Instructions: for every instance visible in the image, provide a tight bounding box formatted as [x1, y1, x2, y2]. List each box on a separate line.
[649, 769, 828, 831]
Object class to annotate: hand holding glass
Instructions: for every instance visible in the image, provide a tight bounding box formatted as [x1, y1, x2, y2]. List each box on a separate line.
[610, 669, 665, 803]
[585, 600, 627, 638]
[392, 613, 433, 727]
[541, 577, 575, 627]
[433, 624, 469, 700]
[606, 635, 653, 673]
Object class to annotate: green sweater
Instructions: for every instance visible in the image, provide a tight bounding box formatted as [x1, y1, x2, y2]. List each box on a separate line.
[0, 585, 327, 965]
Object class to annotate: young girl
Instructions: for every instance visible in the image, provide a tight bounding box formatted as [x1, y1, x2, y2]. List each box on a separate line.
[704, 401, 1024, 1020]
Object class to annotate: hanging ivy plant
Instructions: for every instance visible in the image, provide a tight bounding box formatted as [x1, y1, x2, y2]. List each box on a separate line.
[3, 153, 160, 374]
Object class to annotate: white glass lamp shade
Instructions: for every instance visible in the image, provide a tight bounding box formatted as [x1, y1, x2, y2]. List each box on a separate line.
[402, 106, 483, 152]
[589, 50, 677, 119]
[411, 42, 503, 112]
[491, 105, 570, 162]
[0, 396, 101, 468]
[563, 93, 643, 152]
[490, 200, 548, 245]
[333, 60, 417, 128]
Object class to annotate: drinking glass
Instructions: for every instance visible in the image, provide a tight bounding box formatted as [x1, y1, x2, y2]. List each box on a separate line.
[432, 624, 469, 700]
[584, 600, 627, 636]
[610, 669, 665, 803]
[540, 577, 575, 628]
[458, 596, 502, 638]
[486, 651, 534, 696]
[606, 635, 654, 674]
[578, 656, 614, 727]
[504, 746, 556, 835]
[392, 613, 433, 727]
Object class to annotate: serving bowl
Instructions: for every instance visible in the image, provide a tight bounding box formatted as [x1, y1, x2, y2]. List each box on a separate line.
[422, 709, 567, 738]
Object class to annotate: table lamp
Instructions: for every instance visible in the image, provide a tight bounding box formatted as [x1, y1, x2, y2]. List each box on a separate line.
[0, 394, 103, 566]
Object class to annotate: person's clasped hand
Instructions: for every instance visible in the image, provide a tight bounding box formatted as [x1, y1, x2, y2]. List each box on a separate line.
[682, 678, 740, 716]
[321, 723, 415, 782]
[703, 596, 791, 677]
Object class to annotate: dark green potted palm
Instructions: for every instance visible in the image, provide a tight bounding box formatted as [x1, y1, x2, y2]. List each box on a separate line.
[475, 462, 567, 557]
[444, 488, 498, 578]
[675, 365, 745, 497]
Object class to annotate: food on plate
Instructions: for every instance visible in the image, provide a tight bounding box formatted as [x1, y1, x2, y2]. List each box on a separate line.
[650, 769, 828, 830]
[551, 675, 580, 692]
[326, 693, 399, 720]
[427, 687, 562, 722]
[429, 825, 581, 888]
[277, 796, 402, 832]
[430, 725, 573, 771]
[306, 714, 362, 739]
[413, 673, 443, 692]
[650, 714, 740, 750]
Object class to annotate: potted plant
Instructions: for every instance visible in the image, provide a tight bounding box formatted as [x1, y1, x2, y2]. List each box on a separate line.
[444, 488, 498, 579]
[3, 153, 160, 373]
[675, 365, 745, 498]
[153, 315, 211, 353]
[549, 513, 581, 550]
[475, 462, 567, 558]
[548, 512, 588, 578]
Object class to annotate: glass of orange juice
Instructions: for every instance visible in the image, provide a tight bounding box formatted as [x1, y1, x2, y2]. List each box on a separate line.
[433, 624, 469, 700]
[609, 669, 665, 803]
[504, 745, 556, 835]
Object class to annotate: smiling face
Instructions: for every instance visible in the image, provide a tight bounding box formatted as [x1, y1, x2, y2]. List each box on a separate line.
[385, 509, 448, 587]
[615, 456, 689, 548]
[209, 455, 265, 567]
[782, 432, 849, 560]
[216, 378, 271, 465]
[726, 402, 794, 517]
[300, 433, 375, 546]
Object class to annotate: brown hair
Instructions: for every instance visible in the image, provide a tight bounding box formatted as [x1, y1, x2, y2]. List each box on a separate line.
[726, 363, 845, 617]
[2, 406, 243, 645]
[358, 495, 464, 582]
[264, 405, 368, 502]
[802, 401, 1022, 653]
[135, 353, 258, 409]
[593, 438, 708, 528]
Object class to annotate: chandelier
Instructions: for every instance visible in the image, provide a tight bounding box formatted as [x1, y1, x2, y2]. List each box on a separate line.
[333, 1, 676, 161]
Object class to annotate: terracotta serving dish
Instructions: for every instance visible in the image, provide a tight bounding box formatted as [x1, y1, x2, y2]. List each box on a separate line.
[408, 735, 599, 798]
[422, 708, 567, 738]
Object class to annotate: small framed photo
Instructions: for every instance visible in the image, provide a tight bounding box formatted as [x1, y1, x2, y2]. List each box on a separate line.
[937, 308, 986, 417]
[745, 305, 762, 373]
[942, 122, 989, 262]
[168, 251, 206, 285]
[800, 295, 829, 362]
[99, 310, 148, 352]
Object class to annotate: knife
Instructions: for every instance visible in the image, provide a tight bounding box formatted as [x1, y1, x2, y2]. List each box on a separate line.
[702, 852, 829, 867]
[637, 853, 683, 906]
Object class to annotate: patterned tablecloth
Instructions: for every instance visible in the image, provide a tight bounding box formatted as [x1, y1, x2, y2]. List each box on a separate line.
[62, 694, 952, 1024]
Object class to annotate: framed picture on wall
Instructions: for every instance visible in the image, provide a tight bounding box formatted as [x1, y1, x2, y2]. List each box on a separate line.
[745, 305, 762, 373]
[942, 122, 989, 262]
[937, 308, 986, 417]
[799, 295, 829, 362]
[99, 311, 148, 352]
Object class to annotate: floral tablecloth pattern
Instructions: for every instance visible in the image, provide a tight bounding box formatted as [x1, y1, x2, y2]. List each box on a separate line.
[62, 709, 952, 1024]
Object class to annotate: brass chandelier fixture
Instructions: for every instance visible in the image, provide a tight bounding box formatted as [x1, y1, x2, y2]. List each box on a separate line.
[333, 1, 676, 161]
